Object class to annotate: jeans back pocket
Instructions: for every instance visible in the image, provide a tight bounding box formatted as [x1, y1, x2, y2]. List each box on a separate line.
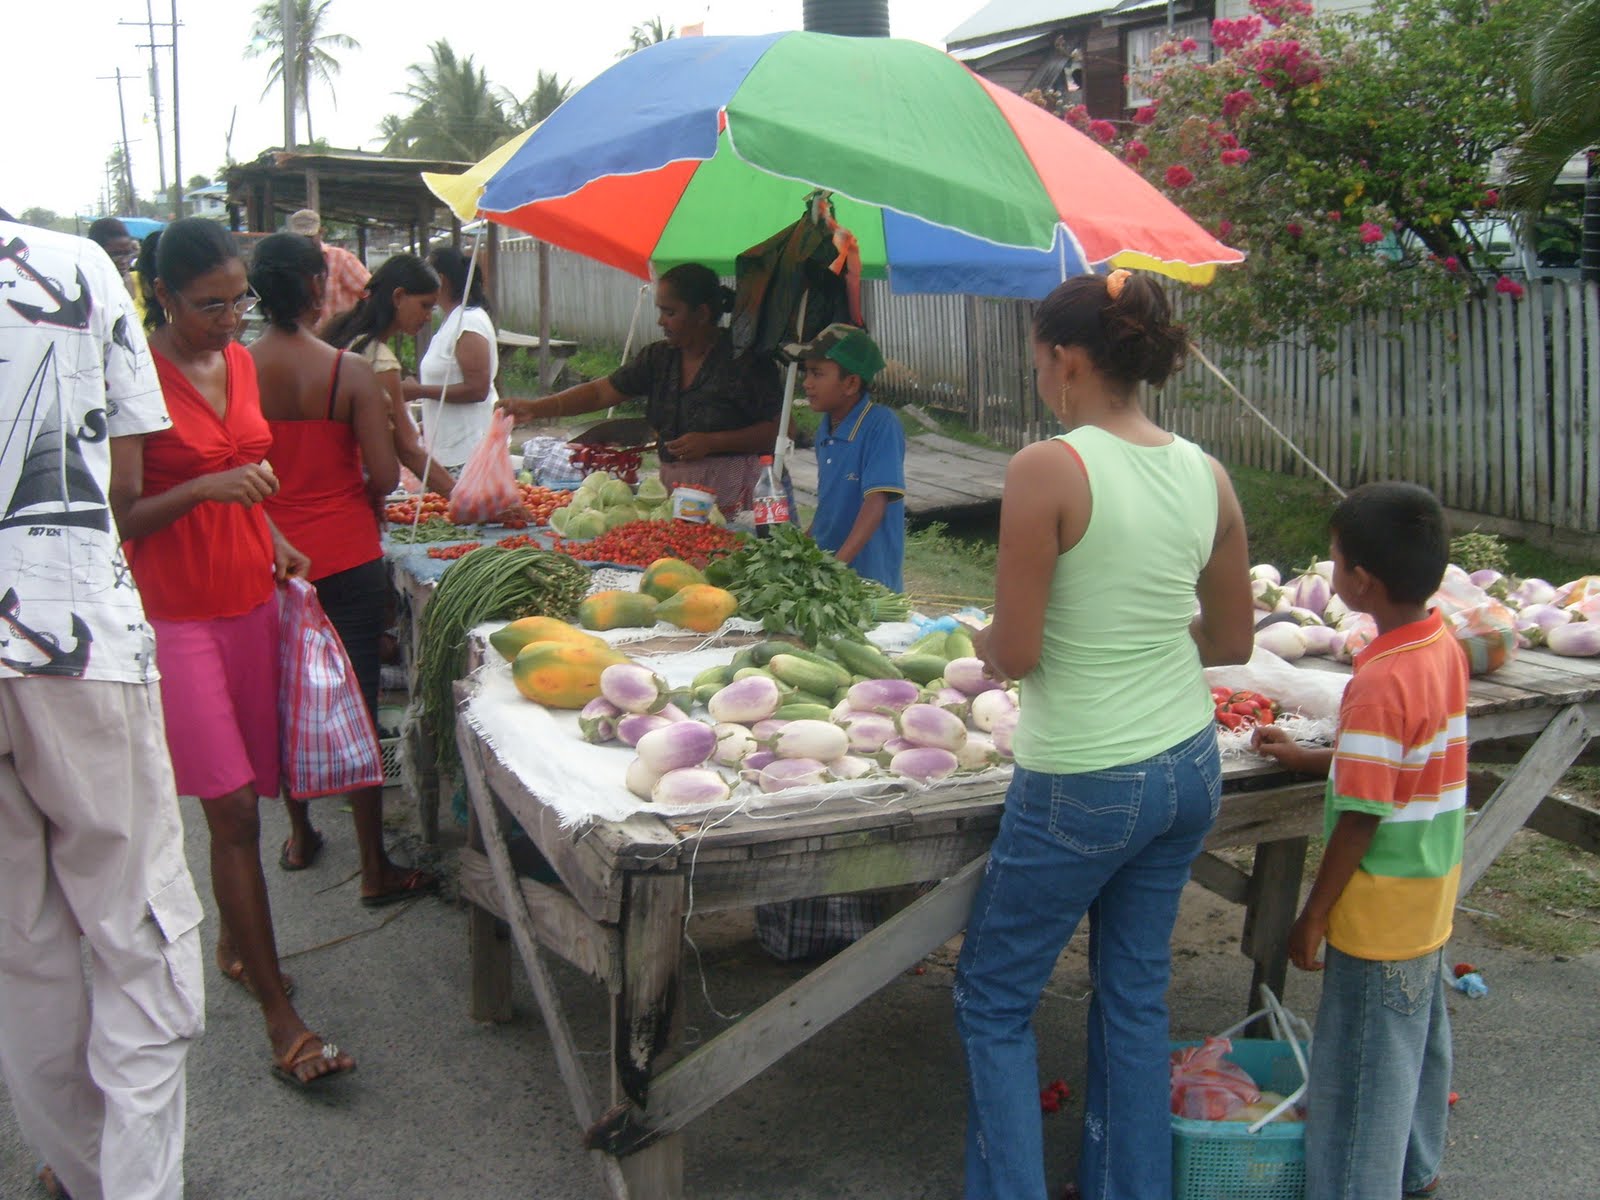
[1047, 770, 1143, 856]
[1380, 951, 1439, 1017]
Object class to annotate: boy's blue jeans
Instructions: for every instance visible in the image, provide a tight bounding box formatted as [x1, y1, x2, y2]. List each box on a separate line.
[954, 725, 1219, 1200]
[1306, 945, 1452, 1199]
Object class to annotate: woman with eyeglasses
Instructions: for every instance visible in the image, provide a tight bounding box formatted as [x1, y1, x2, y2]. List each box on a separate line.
[249, 232, 438, 907]
[321, 252, 455, 496]
[119, 218, 356, 1089]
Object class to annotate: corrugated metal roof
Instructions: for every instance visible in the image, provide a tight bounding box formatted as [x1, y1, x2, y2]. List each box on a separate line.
[945, 0, 1118, 47]
[949, 30, 1049, 60]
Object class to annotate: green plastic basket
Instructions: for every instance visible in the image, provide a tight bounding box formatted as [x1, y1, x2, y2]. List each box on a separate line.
[1171, 1039, 1307, 1200]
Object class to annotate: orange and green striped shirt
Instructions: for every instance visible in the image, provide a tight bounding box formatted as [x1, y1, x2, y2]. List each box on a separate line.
[1326, 612, 1470, 960]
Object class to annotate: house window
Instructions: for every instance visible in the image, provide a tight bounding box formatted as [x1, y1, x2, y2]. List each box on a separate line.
[1126, 18, 1211, 108]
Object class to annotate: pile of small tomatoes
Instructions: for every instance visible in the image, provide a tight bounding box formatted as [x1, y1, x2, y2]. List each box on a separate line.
[1212, 687, 1280, 730]
[546, 519, 744, 569]
[386, 484, 569, 530]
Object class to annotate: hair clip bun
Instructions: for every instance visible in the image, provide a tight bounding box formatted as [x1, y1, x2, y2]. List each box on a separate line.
[1106, 269, 1132, 301]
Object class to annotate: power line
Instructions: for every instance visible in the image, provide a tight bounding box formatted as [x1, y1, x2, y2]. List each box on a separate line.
[118, 3, 184, 217]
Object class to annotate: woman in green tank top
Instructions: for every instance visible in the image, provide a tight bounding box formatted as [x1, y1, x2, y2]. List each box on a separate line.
[954, 271, 1254, 1200]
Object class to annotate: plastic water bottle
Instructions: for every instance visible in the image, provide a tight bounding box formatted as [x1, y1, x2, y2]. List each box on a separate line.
[753, 455, 789, 539]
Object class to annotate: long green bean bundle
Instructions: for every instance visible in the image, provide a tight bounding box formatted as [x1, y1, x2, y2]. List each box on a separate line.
[416, 546, 591, 769]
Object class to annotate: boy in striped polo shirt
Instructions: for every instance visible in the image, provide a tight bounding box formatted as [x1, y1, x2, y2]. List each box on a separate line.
[1254, 482, 1467, 1200]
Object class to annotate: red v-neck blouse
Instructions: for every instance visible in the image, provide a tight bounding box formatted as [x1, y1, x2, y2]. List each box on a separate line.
[128, 342, 276, 621]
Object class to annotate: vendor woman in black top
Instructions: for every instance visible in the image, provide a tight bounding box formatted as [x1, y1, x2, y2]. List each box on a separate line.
[508, 263, 782, 515]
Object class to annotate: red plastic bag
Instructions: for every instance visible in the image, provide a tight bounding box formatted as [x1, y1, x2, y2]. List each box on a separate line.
[447, 408, 520, 524]
[278, 578, 384, 801]
[1170, 1037, 1260, 1120]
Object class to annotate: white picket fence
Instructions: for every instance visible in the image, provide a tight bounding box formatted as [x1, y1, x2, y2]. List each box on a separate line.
[494, 242, 1600, 534]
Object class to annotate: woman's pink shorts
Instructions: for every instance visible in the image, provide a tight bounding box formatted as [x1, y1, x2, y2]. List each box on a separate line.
[150, 598, 280, 800]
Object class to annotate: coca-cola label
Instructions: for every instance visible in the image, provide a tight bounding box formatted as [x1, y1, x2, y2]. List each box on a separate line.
[758, 492, 790, 526]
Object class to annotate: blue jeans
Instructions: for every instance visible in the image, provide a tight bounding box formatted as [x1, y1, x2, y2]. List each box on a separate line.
[1306, 945, 1452, 1199]
[954, 725, 1221, 1200]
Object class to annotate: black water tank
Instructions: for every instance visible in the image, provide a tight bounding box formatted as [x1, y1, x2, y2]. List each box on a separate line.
[803, 0, 890, 37]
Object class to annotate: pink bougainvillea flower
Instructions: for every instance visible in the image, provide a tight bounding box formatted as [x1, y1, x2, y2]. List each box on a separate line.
[1133, 103, 1159, 126]
[1222, 89, 1256, 119]
[1326, 210, 1342, 222]
[1087, 119, 1116, 143]
[1212, 16, 1263, 52]
[1124, 140, 1151, 165]
[1250, 0, 1314, 27]
[1482, 188, 1500, 207]
[1216, 131, 1240, 149]
[1495, 275, 1525, 299]
[1180, 37, 1199, 52]
[1252, 38, 1323, 90]
[1165, 164, 1196, 188]
[1220, 148, 1252, 166]
[1359, 222, 1384, 244]
[1064, 104, 1090, 129]
[1442, 256, 1461, 273]
[1285, 221, 1305, 238]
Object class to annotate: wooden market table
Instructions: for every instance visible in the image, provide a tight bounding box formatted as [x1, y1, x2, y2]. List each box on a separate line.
[451, 645, 1600, 1199]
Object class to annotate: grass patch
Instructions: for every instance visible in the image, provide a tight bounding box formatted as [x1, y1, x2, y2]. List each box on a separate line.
[903, 521, 999, 612]
[1229, 466, 1339, 570]
[1474, 829, 1600, 956]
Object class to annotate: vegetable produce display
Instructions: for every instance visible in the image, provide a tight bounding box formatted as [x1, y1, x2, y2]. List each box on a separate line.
[1212, 688, 1279, 731]
[418, 545, 591, 767]
[547, 470, 698, 541]
[704, 524, 910, 644]
[549, 520, 744, 569]
[386, 483, 570, 531]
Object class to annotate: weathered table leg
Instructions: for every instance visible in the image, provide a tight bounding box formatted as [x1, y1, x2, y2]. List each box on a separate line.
[1240, 836, 1309, 1026]
[466, 791, 514, 1023]
[612, 874, 687, 1200]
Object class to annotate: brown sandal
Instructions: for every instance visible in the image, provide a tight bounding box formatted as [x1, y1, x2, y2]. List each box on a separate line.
[271, 1030, 355, 1089]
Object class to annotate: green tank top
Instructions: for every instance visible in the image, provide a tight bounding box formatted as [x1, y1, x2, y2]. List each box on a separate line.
[1013, 426, 1219, 775]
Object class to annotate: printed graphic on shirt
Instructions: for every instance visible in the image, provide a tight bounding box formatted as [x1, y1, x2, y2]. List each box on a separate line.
[0, 222, 171, 683]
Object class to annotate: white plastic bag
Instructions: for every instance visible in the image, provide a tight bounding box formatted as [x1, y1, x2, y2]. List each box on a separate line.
[1205, 645, 1349, 721]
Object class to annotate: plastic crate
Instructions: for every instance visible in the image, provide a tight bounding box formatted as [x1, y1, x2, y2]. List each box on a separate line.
[376, 705, 408, 788]
[1172, 1039, 1307, 1200]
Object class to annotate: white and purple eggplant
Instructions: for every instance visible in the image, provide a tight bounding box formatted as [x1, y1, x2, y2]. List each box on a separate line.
[897, 703, 969, 753]
[1251, 579, 1291, 612]
[739, 750, 778, 781]
[990, 711, 1018, 760]
[969, 688, 1018, 733]
[955, 734, 1000, 771]
[625, 757, 662, 801]
[634, 721, 718, 774]
[1255, 622, 1308, 661]
[1249, 563, 1282, 586]
[1290, 573, 1332, 618]
[652, 767, 732, 807]
[840, 712, 897, 754]
[942, 657, 1002, 697]
[751, 718, 791, 742]
[1546, 621, 1600, 658]
[578, 697, 622, 744]
[711, 722, 757, 767]
[929, 686, 972, 717]
[890, 746, 959, 784]
[772, 720, 850, 762]
[707, 675, 783, 725]
[1510, 577, 1558, 608]
[758, 757, 830, 793]
[826, 755, 878, 781]
[845, 678, 922, 714]
[1323, 594, 1350, 626]
[882, 736, 916, 755]
[599, 662, 671, 715]
[617, 712, 677, 748]
[1298, 624, 1344, 658]
[1515, 603, 1574, 646]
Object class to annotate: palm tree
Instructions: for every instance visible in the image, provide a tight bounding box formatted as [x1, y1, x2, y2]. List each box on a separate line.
[1504, 0, 1600, 281]
[384, 40, 515, 161]
[618, 15, 674, 57]
[246, 0, 359, 145]
[507, 70, 574, 128]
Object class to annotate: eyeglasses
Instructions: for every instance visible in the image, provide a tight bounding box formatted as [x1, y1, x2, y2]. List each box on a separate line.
[174, 289, 259, 319]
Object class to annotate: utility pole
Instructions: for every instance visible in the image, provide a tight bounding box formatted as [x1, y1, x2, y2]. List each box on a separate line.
[171, 0, 183, 217]
[281, 0, 298, 151]
[143, 0, 167, 205]
[120, 4, 183, 216]
[99, 69, 138, 211]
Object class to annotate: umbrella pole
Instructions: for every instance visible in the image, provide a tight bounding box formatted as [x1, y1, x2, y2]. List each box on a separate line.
[771, 289, 810, 483]
[410, 226, 484, 534]
[606, 283, 650, 419]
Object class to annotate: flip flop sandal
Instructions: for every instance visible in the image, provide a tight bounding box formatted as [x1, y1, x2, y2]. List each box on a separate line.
[278, 828, 324, 872]
[271, 1031, 355, 1090]
[360, 868, 440, 908]
[220, 960, 296, 1000]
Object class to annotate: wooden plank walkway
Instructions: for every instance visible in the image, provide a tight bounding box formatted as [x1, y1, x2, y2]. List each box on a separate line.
[788, 431, 1012, 518]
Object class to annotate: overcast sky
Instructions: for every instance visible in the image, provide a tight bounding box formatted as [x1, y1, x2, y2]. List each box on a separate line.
[7, 0, 981, 218]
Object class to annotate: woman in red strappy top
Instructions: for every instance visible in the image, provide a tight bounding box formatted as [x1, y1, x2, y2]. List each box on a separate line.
[249, 233, 439, 908]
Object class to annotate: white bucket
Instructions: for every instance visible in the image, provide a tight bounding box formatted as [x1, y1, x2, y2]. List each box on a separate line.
[671, 485, 716, 524]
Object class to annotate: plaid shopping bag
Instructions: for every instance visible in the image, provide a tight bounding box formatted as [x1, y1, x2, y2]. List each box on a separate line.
[278, 577, 385, 800]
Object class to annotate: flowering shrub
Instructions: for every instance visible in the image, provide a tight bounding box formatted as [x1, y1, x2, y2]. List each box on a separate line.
[1086, 0, 1537, 348]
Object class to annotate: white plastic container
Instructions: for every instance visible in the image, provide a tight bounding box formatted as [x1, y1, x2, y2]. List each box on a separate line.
[671, 485, 716, 523]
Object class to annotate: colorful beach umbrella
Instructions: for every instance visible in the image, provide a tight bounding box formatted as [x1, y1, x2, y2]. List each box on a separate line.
[427, 32, 1242, 298]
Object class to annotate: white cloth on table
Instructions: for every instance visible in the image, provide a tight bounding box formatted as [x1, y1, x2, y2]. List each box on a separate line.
[0, 678, 202, 1200]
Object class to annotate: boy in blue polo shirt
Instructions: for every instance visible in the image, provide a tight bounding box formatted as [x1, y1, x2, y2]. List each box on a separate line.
[786, 323, 906, 591]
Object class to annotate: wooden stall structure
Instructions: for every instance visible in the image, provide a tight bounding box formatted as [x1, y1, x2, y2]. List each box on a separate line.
[454, 645, 1600, 1200]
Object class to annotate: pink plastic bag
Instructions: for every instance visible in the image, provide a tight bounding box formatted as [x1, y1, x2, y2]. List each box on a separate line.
[1170, 1037, 1261, 1120]
[279, 578, 385, 801]
[447, 409, 520, 524]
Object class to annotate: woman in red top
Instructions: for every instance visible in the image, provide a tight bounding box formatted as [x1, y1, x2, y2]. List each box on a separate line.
[119, 219, 354, 1087]
[249, 232, 437, 905]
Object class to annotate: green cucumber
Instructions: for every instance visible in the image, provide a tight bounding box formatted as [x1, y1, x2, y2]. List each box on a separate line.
[691, 665, 734, 691]
[785, 689, 835, 709]
[831, 637, 903, 680]
[774, 703, 835, 722]
[694, 682, 723, 707]
[896, 653, 951, 685]
[768, 653, 851, 696]
[944, 628, 976, 659]
[729, 647, 758, 673]
[749, 640, 796, 667]
[906, 629, 952, 656]
[734, 667, 795, 695]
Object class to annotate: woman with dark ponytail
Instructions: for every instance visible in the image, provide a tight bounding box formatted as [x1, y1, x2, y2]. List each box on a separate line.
[117, 218, 356, 1088]
[322, 253, 454, 495]
[248, 232, 438, 916]
[953, 270, 1255, 1200]
[507, 262, 783, 516]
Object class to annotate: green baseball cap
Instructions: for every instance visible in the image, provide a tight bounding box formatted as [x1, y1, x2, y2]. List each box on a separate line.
[780, 323, 885, 384]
